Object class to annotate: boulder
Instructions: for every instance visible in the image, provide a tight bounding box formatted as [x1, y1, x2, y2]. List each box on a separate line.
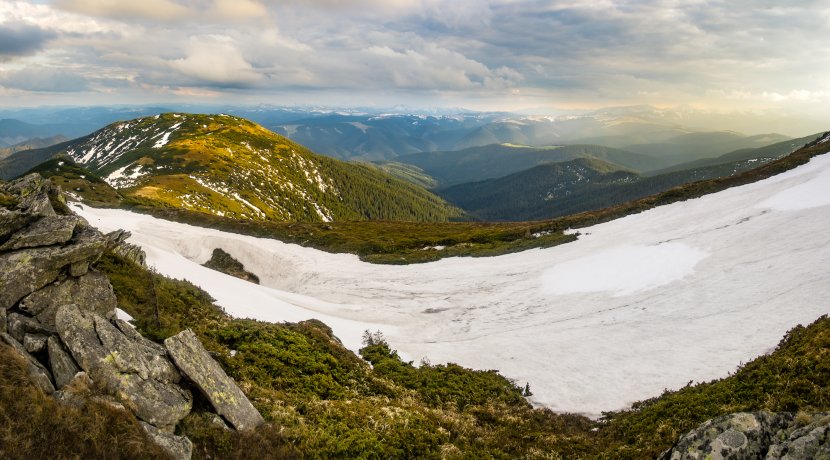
[0, 208, 36, 244]
[0, 215, 79, 251]
[165, 329, 265, 431]
[7, 173, 56, 216]
[140, 421, 193, 460]
[19, 270, 117, 328]
[55, 304, 192, 428]
[7, 312, 54, 342]
[661, 412, 830, 459]
[0, 308, 5, 334]
[766, 413, 830, 459]
[1, 332, 55, 394]
[47, 335, 81, 389]
[23, 333, 48, 354]
[0, 225, 109, 309]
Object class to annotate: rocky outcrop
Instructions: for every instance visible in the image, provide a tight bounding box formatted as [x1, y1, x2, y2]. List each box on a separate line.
[661, 411, 830, 459]
[202, 248, 259, 284]
[55, 304, 192, 428]
[0, 173, 268, 459]
[19, 269, 116, 328]
[107, 229, 147, 266]
[165, 329, 265, 431]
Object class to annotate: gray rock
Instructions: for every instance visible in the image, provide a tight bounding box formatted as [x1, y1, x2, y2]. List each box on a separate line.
[107, 230, 147, 266]
[0, 215, 79, 251]
[55, 304, 192, 428]
[0, 308, 6, 334]
[767, 414, 830, 459]
[165, 329, 265, 431]
[1, 332, 55, 394]
[69, 261, 89, 277]
[7, 312, 54, 342]
[0, 208, 36, 245]
[23, 333, 48, 353]
[19, 270, 117, 328]
[47, 335, 81, 389]
[663, 412, 830, 459]
[0, 226, 108, 309]
[7, 173, 56, 216]
[140, 421, 193, 460]
[114, 319, 166, 354]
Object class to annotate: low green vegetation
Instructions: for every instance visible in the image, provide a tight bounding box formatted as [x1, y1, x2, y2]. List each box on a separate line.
[88, 249, 830, 458]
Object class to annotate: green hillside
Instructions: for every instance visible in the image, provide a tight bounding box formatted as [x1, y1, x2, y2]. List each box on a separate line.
[396, 143, 656, 187]
[7, 113, 461, 223]
[440, 155, 799, 222]
[439, 158, 639, 221]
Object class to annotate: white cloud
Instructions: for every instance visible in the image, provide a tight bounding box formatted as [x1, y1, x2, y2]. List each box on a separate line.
[170, 36, 262, 87]
[54, 0, 189, 21]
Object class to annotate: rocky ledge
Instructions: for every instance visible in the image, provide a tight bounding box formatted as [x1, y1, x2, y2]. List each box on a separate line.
[0, 174, 265, 460]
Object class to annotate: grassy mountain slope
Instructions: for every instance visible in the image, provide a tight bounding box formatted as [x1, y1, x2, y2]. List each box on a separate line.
[439, 158, 639, 221]
[11, 113, 461, 223]
[440, 155, 786, 222]
[396, 143, 656, 187]
[0, 135, 68, 160]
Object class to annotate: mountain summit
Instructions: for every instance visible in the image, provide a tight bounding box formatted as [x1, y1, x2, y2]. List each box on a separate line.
[38, 113, 460, 222]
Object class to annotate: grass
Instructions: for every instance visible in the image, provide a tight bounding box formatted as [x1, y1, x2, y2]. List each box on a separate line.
[89, 248, 830, 458]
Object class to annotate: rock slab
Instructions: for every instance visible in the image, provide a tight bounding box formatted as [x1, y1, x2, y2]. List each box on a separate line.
[55, 304, 192, 428]
[165, 329, 265, 431]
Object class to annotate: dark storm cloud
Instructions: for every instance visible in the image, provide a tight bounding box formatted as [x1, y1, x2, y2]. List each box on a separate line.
[0, 23, 56, 59]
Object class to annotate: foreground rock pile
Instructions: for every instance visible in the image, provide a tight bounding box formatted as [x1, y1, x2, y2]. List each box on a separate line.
[0, 174, 264, 459]
[661, 411, 830, 459]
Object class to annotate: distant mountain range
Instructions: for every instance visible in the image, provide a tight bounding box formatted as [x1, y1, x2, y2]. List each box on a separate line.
[0, 113, 460, 222]
[436, 133, 824, 221]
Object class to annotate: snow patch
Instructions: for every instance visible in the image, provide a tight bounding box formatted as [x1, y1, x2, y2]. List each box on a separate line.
[541, 243, 708, 297]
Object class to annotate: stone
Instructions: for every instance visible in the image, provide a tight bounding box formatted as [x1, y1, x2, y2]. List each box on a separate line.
[165, 329, 265, 431]
[0, 227, 109, 309]
[140, 421, 193, 460]
[766, 414, 830, 459]
[69, 261, 89, 277]
[7, 312, 54, 342]
[0, 208, 37, 245]
[23, 333, 48, 353]
[662, 411, 830, 459]
[55, 304, 192, 428]
[7, 173, 56, 216]
[0, 308, 5, 334]
[1, 332, 55, 394]
[47, 335, 81, 389]
[19, 270, 117, 329]
[0, 215, 79, 251]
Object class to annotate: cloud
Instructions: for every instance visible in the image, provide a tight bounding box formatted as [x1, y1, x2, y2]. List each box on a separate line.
[54, 0, 189, 21]
[0, 23, 57, 60]
[0, 66, 88, 92]
[169, 36, 262, 88]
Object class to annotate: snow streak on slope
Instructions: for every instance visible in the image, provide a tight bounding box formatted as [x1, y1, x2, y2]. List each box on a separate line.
[74, 154, 830, 417]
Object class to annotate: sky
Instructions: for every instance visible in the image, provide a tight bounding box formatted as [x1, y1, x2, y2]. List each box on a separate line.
[0, 0, 829, 118]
